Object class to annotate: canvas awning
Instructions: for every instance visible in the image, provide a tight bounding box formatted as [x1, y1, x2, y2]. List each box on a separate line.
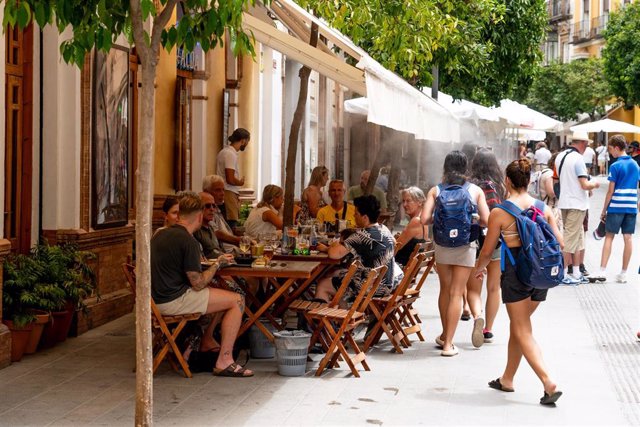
[245, 1, 460, 143]
[492, 99, 562, 132]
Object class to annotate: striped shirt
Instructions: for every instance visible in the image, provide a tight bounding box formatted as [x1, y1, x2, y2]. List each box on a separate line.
[607, 156, 640, 214]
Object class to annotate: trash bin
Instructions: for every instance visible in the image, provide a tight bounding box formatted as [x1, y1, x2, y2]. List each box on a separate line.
[248, 321, 277, 359]
[273, 330, 311, 376]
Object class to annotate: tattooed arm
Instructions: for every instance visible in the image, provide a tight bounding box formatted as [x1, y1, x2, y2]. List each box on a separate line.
[186, 254, 234, 291]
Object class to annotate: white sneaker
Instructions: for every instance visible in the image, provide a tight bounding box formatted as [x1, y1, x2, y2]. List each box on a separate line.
[615, 273, 627, 283]
[561, 275, 581, 286]
[589, 272, 607, 282]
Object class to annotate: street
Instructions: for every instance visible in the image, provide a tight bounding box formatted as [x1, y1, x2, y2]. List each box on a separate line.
[0, 176, 638, 426]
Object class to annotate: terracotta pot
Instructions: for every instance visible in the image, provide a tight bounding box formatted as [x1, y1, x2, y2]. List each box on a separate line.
[3, 320, 34, 362]
[25, 311, 50, 354]
[39, 303, 74, 349]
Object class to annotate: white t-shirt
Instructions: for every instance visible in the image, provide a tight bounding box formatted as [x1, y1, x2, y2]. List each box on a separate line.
[583, 147, 596, 164]
[556, 149, 589, 210]
[216, 145, 240, 194]
[596, 145, 608, 161]
[534, 147, 552, 166]
[244, 206, 277, 239]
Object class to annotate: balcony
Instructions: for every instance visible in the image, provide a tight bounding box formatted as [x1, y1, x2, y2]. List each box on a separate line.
[176, 46, 196, 72]
[549, 0, 572, 22]
[591, 13, 609, 38]
[571, 20, 590, 43]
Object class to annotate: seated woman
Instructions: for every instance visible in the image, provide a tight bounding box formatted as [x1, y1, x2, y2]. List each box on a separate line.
[394, 187, 429, 267]
[297, 166, 329, 223]
[153, 196, 179, 236]
[244, 185, 284, 239]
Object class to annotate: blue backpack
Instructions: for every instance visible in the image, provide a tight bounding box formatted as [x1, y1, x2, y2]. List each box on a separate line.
[434, 182, 478, 247]
[498, 200, 564, 289]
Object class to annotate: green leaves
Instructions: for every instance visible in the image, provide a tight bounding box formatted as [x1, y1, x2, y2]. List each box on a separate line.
[602, 2, 640, 106]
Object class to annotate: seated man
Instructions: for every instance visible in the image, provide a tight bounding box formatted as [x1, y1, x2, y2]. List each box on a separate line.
[151, 191, 252, 377]
[203, 174, 241, 251]
[194, 192, 225, 259]
[316, 180, 357, 229]
[347, 170, 388, 211]
[316, 195, 400, 302]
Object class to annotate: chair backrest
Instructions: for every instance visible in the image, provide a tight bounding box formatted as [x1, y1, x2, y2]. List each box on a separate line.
[354, 265, 388, 315]
[390, 254, 423, 302]
[413, 249, 435, 292]
[122, 263, 138, 299]
[329, 261, 360, 307]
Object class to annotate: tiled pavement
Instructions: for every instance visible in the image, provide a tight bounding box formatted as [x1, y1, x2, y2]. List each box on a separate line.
[1, 177, 639, 426]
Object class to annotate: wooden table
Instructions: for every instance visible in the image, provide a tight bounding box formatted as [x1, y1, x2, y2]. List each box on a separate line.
[271, 252, 348, 316]
[213, 260, 321, 342]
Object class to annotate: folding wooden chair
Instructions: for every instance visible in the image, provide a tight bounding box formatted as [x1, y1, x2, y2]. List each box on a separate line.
[307, 265, 387, 377]
[122, 264, 201, 378]
[397, 246, 436, 341]
[362, 254, 425, 353]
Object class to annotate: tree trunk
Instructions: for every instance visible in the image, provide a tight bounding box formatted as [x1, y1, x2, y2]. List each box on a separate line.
[365, 125, 385, 195]
[283, 23, 319, 226]
[133, 60, 156, 427]
[385, 134, 405, 228]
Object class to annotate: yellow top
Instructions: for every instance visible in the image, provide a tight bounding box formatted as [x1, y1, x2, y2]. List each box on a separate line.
[316, 202, 356, 228]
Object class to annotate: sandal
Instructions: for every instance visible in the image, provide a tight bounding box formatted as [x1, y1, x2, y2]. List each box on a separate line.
[213, 362, 254, 377]
[540, 390, 563, 405]
[488, 377, 514, 393]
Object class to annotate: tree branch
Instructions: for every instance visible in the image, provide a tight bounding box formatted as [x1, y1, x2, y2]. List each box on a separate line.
[129, 0, 150, 64]
[151, 0, 180, 52]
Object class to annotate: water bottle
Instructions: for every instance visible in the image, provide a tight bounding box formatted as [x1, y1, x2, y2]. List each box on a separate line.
[281, 229, 289, 255]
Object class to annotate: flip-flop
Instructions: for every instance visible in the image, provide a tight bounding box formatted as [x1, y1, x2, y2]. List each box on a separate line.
[213, 362, 254, 377]
[540, 390, 563, 405]
[488, 378, 514, 393]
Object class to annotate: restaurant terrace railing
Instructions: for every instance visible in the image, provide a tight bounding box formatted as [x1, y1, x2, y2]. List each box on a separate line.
[591, 13, 609, 38]
[571, 20, 591, 43]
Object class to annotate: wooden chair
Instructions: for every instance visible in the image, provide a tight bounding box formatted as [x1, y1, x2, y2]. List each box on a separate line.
[397, 246, 436, 341]
[307, 265, 387, 377]
[122, 264, 201, 378]
[362, 254, 425, 353]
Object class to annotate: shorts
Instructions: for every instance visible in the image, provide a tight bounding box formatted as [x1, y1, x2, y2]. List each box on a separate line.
[605, 213, 637, 235]
[224, 190, 240, 221]
[500, 247, 548, 304]
[155, 288, 209, 316]
[435, 242, 477, 267]
[561, 209, 586, 253]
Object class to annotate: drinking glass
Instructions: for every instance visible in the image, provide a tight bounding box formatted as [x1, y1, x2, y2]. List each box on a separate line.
[239, 236, 251, 256]
[263, 244, 274, 264]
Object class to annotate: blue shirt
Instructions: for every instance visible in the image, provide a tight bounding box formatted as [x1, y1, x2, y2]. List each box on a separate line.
[607, 156, 640, 214]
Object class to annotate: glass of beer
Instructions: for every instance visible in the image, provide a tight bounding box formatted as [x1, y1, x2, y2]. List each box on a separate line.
[263, 244, 274, 265]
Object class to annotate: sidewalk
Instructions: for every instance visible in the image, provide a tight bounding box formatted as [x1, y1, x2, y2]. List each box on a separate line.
[0, 179, 638, 426]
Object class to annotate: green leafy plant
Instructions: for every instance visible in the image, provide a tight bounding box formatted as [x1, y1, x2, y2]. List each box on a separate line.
[2, 242, 97, 327]
[237, 203, 252, 227]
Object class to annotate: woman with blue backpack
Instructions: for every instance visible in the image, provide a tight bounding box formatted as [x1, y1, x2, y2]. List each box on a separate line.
[474, 159, 565, 405]
[466, 149, 506, 348]
[420, 150, 490, 357]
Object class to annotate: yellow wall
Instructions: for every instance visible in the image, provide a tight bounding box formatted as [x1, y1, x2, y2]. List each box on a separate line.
[206, 45, 226, 175]
[608, 106, 640, 142]
[154, 14, 177, 194]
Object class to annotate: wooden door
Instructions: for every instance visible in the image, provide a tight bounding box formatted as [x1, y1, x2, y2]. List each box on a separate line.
[4, 24, 33, 253]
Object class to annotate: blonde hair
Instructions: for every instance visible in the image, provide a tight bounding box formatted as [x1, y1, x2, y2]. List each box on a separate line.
[176, 191, 203, 217]
[257, 185, 283, 208]
[308, 166, 328, 187]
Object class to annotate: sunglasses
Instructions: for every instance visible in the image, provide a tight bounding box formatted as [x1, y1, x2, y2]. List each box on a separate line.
[204, 203, 215, 209]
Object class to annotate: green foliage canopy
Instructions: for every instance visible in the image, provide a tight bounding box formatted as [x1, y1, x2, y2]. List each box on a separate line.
[2, 0, 259, 67]
[602, 1, 640, 106]
[526, 58, 612, 121]
[295, 0, 547, 105]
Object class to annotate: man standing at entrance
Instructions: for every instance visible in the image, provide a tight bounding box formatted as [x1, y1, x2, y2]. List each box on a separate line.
[216, 128, 250, 229]
[556, 131, 600, 285]
[591, 135, 640, 283]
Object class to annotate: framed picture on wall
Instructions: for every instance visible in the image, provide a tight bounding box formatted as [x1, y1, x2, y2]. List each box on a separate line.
[91, 46, 130, 229]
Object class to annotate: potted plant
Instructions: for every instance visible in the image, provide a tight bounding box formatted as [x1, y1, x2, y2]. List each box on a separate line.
[32, 242, 96, 348]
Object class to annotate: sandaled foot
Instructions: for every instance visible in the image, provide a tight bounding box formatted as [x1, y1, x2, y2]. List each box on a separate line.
[441, 345, 458, 357]
[488, 377, 514, 392]
[540, 390, 563, 405]
[213, 362, 254, 377]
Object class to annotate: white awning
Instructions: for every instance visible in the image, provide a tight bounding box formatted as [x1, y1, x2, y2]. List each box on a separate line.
[492, 99, 562, 131]
[252, 1, 460, 143]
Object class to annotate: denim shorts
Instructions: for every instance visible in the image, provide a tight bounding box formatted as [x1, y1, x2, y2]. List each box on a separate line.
[605, 213, 637, 235]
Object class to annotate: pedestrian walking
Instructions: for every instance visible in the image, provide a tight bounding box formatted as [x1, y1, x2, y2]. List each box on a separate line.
[533, 142, 551, 172]
[583, 142, 596, 176]
[590, 135, 640, 283]
[474, 159, 564, 405]
[555, 131, 600, 285]
[596, 143, 608, 176]
[420, 150, 490, 357]
[466, 149, 506, 346]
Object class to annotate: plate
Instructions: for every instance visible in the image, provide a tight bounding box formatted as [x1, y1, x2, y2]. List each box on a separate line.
[310, 250, 319, 255]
